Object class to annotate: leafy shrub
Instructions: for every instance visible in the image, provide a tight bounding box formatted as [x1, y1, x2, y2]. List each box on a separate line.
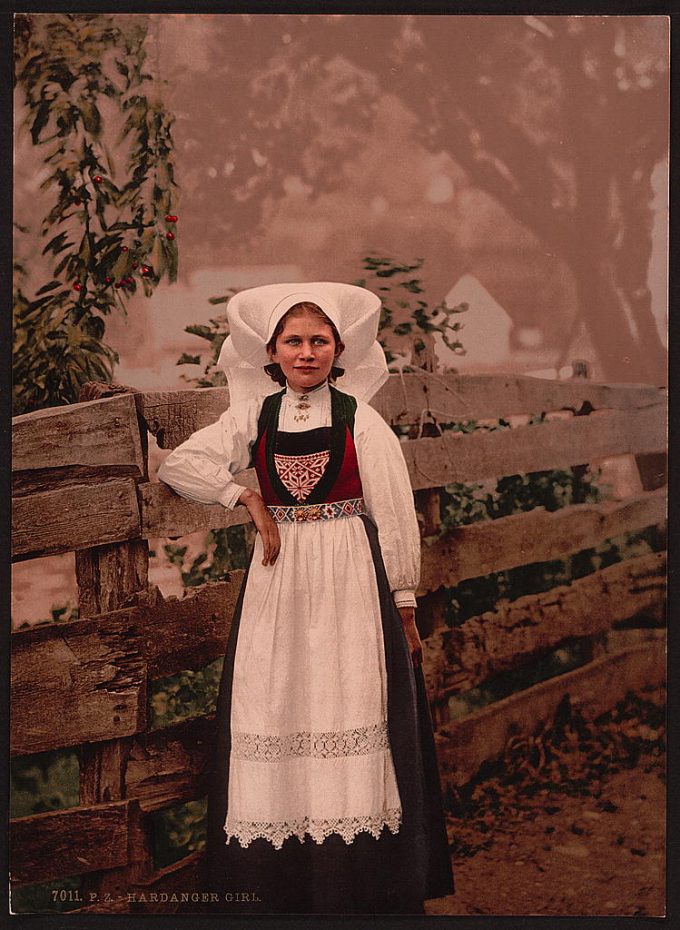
[151, 799, 207, 868]
[149, 658, 223, 731]
[437, 465, 606, 537]
[10, 749, 80, 818]
[163, 525, 253, 589]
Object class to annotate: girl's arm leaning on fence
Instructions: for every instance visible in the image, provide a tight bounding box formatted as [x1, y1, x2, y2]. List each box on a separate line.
[157, 398, 260, 510]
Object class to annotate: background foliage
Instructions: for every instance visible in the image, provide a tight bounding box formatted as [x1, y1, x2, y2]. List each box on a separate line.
[13, 13, 179, 414]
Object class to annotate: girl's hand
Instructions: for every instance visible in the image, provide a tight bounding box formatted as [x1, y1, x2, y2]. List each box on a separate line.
[398, 606, 423, 667]
[238, 489, 281, 566]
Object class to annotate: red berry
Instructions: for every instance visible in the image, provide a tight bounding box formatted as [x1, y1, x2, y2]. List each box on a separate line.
[115, 280, 123, 288]
[125, 276, 134, 285]
[140, 265, 151, 276]
[73, 282, 82, 291]
[165, 214, 174, 223]
[93, 175, 102, 183]
[166, 231, 175, 241]
[104, 276, 113, 285]
[121, 245, 129, 252]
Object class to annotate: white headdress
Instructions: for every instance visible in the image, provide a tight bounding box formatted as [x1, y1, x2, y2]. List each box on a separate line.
[217, 281, 389, 406]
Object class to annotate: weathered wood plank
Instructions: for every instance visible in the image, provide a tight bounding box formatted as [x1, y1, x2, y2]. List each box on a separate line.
[80, 740, 129, 808]
[436, 635, 666, 788]
[418, 488, 667, 593]
[136, 388, 231, 450]
[9, 800, 131, 885]
[145, 576, 243, 679]
[137, 376, 664, 448]
[11, 577, 243, 753]
[12, 394, 145, 492]
[12, 479, 142, 561]
[139, 475, 258, 538]
[125, 716, 214, 813]
[75, 539, 149, 616]
[404, 403, 666, 490]
[422, 551, 666, 702]
[372, 371, 664, 425]
[11, 609, 146, 755]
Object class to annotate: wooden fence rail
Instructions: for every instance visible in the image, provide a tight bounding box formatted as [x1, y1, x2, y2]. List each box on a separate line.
[10, 371, 667, 911]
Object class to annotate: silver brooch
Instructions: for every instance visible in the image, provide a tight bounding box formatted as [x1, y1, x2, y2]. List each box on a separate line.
[293, 393, 311, 422]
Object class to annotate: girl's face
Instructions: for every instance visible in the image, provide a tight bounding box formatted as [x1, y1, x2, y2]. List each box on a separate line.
[268, 309, 341, 394]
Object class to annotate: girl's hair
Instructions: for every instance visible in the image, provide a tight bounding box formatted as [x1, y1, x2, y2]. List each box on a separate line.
[264, 301, 346, 386]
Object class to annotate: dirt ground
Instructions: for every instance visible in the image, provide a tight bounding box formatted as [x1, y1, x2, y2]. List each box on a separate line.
[426, 687, 666, 917]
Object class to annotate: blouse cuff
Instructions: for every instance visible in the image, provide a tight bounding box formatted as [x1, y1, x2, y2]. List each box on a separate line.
[393, 589, 417, 609]
[217, 482, 247, 511]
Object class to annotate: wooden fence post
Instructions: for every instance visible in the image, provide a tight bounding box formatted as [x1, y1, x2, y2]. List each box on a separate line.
[413, 407, 449, 725]
[76, 382, 155, 904]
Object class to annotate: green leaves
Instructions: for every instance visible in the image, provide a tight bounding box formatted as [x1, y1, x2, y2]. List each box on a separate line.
[152, 797, 208, 867]
[150, 659, 223, 731]
[184, 324, 215, 340]
[163, 526, 251, 591]
[78, 99, 101, 135]
[30, 100, 52, 144]
[10, 749, 80, 820]
[35, 280, 62, 295]
[14, 12, 180, 414]
[13, 289, 118, 415]
[41, 230, 69, 256]
[353, 254, 469, 368]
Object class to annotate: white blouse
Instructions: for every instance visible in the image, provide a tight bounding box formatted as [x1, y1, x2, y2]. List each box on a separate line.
[157, 381, 420, 607]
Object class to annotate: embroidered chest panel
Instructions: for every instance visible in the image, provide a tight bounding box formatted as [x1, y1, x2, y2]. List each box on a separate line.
[274, 449, 330, 502]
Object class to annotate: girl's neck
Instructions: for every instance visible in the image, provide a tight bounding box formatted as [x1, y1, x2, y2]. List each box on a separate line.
[286, 378, 329, 397]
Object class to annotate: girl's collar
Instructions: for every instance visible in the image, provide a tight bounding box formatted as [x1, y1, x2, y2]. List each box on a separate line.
[284, 379, 330, 402]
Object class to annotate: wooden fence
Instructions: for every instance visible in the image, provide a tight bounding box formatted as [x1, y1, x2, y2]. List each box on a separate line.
[10, 371, 667, 913]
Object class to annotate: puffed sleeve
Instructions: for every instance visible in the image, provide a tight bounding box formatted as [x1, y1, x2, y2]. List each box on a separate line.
[156, 397, 261, 510]
[354, 402, 420, 608]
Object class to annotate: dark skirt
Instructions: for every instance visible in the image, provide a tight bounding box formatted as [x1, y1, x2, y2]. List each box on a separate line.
[201, 514, 454, 915]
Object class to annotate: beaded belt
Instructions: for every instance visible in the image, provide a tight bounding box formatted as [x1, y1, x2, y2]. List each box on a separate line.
[267, 498, 366, 523]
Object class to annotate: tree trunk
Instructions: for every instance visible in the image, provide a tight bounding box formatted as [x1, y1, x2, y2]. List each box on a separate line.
[569, 254, 655, 384]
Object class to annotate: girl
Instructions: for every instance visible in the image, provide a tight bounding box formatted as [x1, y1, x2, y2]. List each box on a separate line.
[157, 282, 454, 914]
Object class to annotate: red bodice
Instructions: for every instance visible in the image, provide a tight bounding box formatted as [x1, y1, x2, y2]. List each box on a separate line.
[254, 424, 363, 506]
